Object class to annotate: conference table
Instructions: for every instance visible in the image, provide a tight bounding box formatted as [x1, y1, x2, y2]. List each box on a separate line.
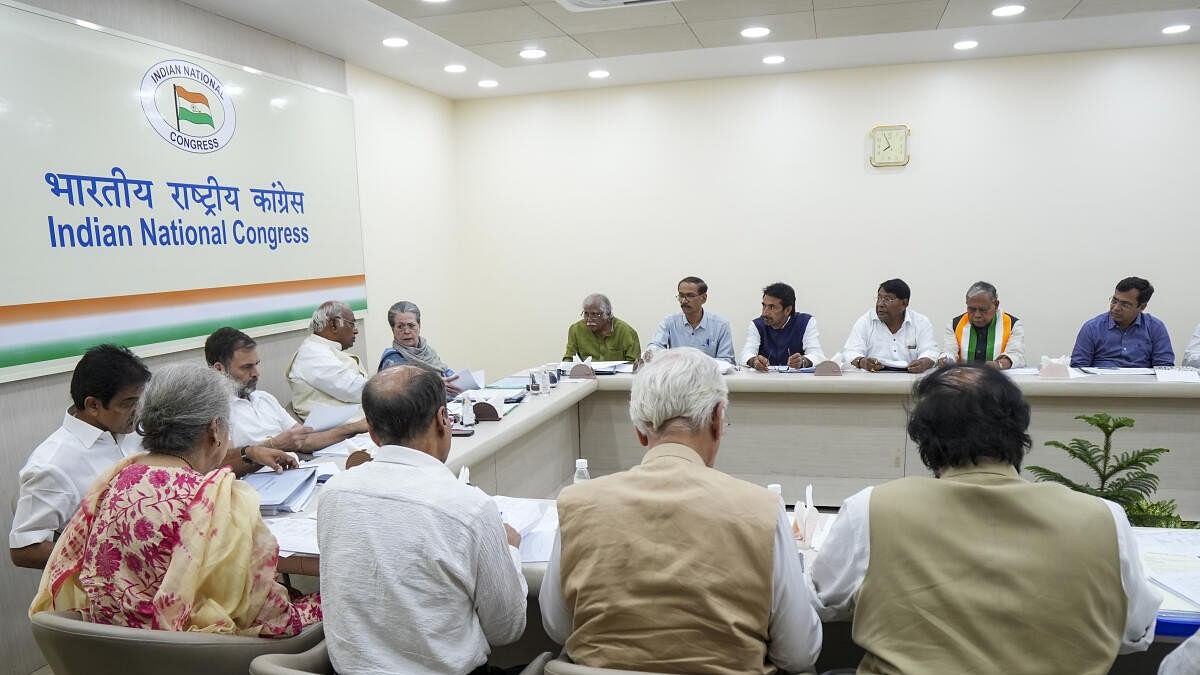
[286, 367, 1200, 673]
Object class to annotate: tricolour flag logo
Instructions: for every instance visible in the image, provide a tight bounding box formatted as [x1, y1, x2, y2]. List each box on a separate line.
[174, 84, 215, 128]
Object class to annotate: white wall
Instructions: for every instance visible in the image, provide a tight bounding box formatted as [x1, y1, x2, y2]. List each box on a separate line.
[446, 44, 1200, 379]
[347, 64, 460, 371]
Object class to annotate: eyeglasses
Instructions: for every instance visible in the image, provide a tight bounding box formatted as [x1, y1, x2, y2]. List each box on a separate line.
[875, 295, 901, 305]
[676, 293, 701, 301]
[966, 305, 993, 314]
[331, 316, 355, 327]
[1110, 297, 1138, 310]
[581, 311, 607, 320]
[393, 322, 419, 331]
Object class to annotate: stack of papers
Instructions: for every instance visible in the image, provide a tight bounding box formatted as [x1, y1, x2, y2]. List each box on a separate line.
[313, 433, 376, 457]
[245, 467, 318, 515]
[1080, 367, 1157, 376]
[494, 495, 559, 563]
[1135, 529, 1200, 616]
[265, 517, 320, 556]
[305, 403, 361, 431]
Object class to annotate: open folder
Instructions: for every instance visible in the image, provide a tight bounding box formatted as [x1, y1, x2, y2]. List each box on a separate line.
[244, 467, 318, 515]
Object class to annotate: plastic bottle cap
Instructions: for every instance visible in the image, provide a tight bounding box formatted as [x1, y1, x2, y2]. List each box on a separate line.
[576, 459, 588, 469]
[767, 483, 782, 494]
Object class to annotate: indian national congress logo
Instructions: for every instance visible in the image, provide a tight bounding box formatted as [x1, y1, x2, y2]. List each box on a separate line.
[140, 59, 236, 154]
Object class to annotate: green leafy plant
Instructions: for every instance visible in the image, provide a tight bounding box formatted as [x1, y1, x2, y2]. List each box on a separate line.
[1027, 413, 1187, 528]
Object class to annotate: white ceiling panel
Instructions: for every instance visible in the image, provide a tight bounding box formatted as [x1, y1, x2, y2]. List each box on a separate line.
[814, 0, 941, 9]
[368, 0, 526, 19]
[1068, 0, 1200, 19]
[413, 5, 564, 45]
[573, 23, 703, 57]
[689, 12, 817, 48]
[468, 34, 596, 65]
[939, 0, 1078, 29]
[816, 0, 948, 38]
[672, 0, 814, 23]
[529, 1, 684, 34]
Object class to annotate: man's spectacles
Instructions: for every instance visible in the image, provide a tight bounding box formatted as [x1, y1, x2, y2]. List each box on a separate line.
[581, 311, 607, 320]
[966, 305, 993, 314]
[1110, 297, 1138, 310]
[676, 293, 701, 301]
[393, 322, 419, 331]
[876, 295, 901, 305]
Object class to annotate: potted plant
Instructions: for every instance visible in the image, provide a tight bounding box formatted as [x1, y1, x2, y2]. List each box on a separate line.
[1027, 413, 1189, 528]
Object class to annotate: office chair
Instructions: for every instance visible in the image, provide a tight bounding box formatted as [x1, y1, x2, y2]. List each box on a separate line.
[30, 610, 323, 675]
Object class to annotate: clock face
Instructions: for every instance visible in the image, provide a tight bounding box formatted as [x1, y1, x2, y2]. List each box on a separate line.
[871, 125, 909, 167]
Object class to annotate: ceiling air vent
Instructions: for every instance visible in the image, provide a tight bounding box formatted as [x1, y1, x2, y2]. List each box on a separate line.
[554, 0, 678, 11]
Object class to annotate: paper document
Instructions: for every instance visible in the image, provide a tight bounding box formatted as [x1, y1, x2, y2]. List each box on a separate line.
[312, 433, 376, 457]
[304, 403, 361, 432]
[1157, 369, 1200, 383]
[489, 376, 532, 390]
[879, 359, 911, 369]
[1152, 571, 1200, 607]
[769, 365, 814, 374]
[1080, 367, 1157, 376]
[265, 517, 320, 555]
[297, 460, 341, 482]
[1136, 528, 1200, 558]
[494, 496, 559, 563]
[1003, 367, 1040, 376]
[452, 369, 484, 392]
[244, 467, 318, 514]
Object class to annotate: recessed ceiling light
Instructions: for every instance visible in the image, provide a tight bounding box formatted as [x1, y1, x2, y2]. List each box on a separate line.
[382, 37, 409, 48]
[478, 79, 499, 88]
[588, 69, 610, 79]
[269, 97, 288, 109]
[242, 66, 261, 74]
[1163, 24, 1191, 35]
[762, 55, 786, 65]
[991, 5, 1025, 17]
[741, 26, 771, 38]
[444, 64, 467, 73]
[520, 48, 547, 59]
[74, 19, 103, 31]
[954, 40, 979, 50]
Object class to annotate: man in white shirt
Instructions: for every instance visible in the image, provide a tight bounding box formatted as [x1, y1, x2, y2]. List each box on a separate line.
[10, 344, 150, 569]
[810, 364, 1161, 675]
[741, 281, 826, 370]
[205, 327, 366, 457]
[287, 300, 367, 421]
[541, 348, 822, 675]
[843, 278, 939, 373]
[1183, 321, 1200, 369]
[318, 366, 527, 675]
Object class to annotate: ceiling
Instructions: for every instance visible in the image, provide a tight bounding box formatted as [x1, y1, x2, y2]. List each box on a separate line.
[182, 0, 1200, 98]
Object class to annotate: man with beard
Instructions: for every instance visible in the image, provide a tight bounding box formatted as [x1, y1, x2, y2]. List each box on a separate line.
[741, 281, 826, 371]
[205, 327, 365, 460]
[564, 293, 641, 362]
[844, 278, 939, 373]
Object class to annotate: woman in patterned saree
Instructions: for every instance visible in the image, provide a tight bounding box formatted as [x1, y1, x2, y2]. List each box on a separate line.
[30, 362, 321, 636]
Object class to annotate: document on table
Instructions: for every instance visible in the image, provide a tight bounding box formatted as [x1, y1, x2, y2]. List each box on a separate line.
[1080, 367, 1157, 376]
[494, 496, 559, 563]
[1156, 369, 1200, 383]
[244, 467, 318, 514]
[768, 365, 815, 374]
[312, 433, 376, 458]
[305, 403, 361, 432]
[452, 369, 484, 392]
[1136, 528, 1200, 558]
[1004, 367, 1041, 376]
[265, 517, 320, 556]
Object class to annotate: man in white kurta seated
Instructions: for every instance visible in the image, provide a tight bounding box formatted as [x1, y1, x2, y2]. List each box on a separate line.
[287, 300, 367, 421]
[206, 326, 366, 455]
[938, 280, 1026, 369]
[810, 363, 1161, 675]
[540, 347, 822, 675]
[843, 278, 939, 373]
[9, 344, 150, 569]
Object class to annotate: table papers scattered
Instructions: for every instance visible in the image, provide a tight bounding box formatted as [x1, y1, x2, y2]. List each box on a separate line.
[313, 433, 376, 458]
[494, 496, 559, 563]
[1080, 367, 1157, 376]
[305, 403, 362, 432]
[245, 467, 318, 515]
[265, 518, 320, 556]
[1156, 369, 1200, 383]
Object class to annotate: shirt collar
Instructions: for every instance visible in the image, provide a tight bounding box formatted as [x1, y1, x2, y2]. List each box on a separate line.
[1106, 312, 1144, 330]
[870, 309, 912, 327]
[61, 408, 113, 449]
[938, 460, 1020, 480]
[642, 442, 705, 466]
[307, 333, 344, 350]
[374, 444, 453, 474]
[679, 310, 709, 330]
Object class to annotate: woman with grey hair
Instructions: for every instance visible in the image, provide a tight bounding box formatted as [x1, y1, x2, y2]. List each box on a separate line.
[378, 300, 462, 394]
[31, 363, 322, 636]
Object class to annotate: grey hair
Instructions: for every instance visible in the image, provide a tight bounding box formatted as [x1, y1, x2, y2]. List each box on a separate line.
[582, 293, 612, 316]
[629, 347, 728, 437]
[136, 363, 233, 457]
[965, 281, 998, 302]
[387, 301, 422, 328]
[311, 300, 351, 333]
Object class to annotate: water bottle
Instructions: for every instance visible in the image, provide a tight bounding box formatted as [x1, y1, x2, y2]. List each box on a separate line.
[538, 368, 552, 396]
[529, 369, 542, 395]
[460, 392, 475, 425]
[573, 458, 591, 484]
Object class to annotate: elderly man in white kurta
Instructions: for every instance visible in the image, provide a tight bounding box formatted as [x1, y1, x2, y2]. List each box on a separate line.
[287, 300, 367, 421]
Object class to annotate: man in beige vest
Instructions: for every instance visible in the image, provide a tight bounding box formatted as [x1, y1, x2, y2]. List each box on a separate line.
[287, 300, 367, 421]
[810, 363, 1161, 675]
[540, 347, 822, 675]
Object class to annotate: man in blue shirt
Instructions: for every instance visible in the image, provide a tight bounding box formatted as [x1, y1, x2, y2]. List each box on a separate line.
[1070, 277, 1174, 368]
[643, 276, 735, 364]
